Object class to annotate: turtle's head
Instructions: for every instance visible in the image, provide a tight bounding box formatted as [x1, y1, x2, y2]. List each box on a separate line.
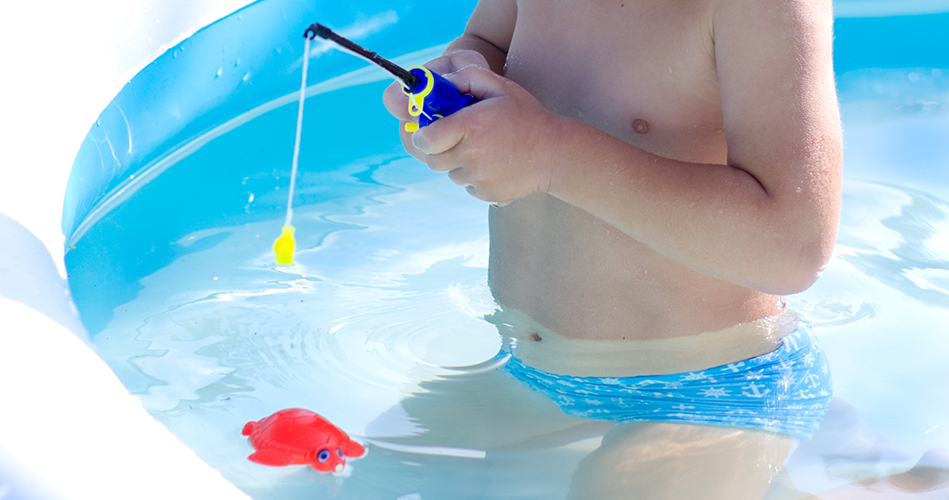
[309, 447, 346, 473]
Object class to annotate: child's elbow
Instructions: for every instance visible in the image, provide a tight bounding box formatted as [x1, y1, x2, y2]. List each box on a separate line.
[766, 230, 836, 295]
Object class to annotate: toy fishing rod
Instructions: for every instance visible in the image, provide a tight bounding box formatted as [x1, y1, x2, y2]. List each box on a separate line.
[304, 23, 476, 132]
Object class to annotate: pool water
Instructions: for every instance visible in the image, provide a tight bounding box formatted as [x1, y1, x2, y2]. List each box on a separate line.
[65, 3, 949, 499]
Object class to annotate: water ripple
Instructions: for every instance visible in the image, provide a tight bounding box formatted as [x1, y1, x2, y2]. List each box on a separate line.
[836, 180, 949, 309]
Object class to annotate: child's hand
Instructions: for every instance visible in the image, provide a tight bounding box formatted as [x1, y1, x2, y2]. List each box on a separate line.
[382, 49, 489, 157]
[382, 51, 562, 206]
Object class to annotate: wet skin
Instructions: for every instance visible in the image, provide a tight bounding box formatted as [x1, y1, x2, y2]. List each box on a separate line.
[381, 1, 842, 497]
[383, 0, 842, 343]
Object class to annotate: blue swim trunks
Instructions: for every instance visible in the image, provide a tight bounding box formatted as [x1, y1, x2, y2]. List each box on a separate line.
[502, 324, 832, 440]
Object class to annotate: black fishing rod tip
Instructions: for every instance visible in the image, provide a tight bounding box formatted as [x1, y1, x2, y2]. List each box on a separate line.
[304, 23, 333, 40]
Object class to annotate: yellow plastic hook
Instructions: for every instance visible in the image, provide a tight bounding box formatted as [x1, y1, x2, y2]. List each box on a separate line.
[273, 225, 296, 265]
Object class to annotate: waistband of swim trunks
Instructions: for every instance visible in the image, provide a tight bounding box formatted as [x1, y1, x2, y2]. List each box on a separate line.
[486, 307, 802, 378]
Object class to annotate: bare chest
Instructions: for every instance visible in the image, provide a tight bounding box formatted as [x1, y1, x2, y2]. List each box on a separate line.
[506, 0, 726, 162]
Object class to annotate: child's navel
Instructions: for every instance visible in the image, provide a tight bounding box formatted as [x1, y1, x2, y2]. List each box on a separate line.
[632, 118, 650, 134]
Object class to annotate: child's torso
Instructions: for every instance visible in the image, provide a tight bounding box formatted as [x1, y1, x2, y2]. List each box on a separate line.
[488, 0, 780, 341]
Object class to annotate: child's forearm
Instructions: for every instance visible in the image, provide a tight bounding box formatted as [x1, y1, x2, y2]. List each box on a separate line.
[543, 116, 840, 296]
[449, 0, 515, 75]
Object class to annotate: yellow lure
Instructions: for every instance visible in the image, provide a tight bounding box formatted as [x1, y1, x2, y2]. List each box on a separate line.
[273, 225, 296, 265]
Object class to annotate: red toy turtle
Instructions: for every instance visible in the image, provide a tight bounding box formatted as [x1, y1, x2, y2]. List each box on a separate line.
[242, 408, 366, 473]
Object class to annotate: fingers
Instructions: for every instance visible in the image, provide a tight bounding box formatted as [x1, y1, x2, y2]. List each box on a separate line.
[398, 123, 428, 163]
[448, 169, 491, 204]
[408, 67, 510, 157]
[380, 50, 522, 205]
[382, 48, 499, 147]
[410, 111, 468, 159]
[442, 63, 509, 100]
[420, 50, 491, 76]
[448, 167, 512, 207]
[382, 81, 412, 121]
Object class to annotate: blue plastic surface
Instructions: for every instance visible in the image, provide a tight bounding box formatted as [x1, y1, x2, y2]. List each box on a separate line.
[62, 0, 478, 246]
[409, 68, 477, 127]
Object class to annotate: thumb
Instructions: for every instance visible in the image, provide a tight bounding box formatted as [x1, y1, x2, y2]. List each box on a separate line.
[441, 65, 511, 102]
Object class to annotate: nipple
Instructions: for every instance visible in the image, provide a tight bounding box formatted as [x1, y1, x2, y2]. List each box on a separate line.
[632, 119, 650, 134]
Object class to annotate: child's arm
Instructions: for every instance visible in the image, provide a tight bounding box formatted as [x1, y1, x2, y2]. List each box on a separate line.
[446, 0, 515, 74]
[390, 0, 842, 296]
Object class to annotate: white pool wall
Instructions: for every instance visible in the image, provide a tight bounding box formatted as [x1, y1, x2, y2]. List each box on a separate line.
[0, 1, 254, 498]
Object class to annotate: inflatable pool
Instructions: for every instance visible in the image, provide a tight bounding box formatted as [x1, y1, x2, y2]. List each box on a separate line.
[2, 0, 948, 498]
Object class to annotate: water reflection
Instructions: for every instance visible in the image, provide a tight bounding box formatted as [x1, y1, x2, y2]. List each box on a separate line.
[79, 169, 949, 500]
[71, 62, 949, 499]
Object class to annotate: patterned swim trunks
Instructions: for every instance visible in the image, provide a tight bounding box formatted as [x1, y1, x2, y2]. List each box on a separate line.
[501, 324, 832, 440]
